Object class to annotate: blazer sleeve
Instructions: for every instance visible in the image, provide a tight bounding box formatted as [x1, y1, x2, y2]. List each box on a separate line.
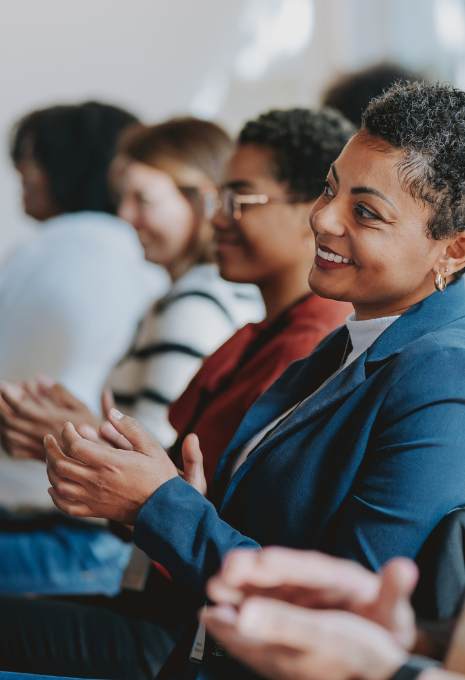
[333, 343, 465, 571]
[133, 476, 259, 597]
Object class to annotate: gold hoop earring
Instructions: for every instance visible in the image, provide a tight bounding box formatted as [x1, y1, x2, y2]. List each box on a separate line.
[434, 271, 447, 292]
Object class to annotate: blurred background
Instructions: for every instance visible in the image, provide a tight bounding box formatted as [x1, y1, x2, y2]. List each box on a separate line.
[0, 0, 464, 261]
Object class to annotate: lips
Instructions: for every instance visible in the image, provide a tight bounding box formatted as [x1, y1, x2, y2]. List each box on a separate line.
[213, 231, 244, 247]
[317, 246, 354, 264]
[314, 245, 355, 271]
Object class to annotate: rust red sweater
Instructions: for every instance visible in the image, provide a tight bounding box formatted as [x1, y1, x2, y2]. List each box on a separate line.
[169, 294, 352, 491]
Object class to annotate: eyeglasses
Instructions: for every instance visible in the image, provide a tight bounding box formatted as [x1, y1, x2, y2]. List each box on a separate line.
[215, 188, 312, 221]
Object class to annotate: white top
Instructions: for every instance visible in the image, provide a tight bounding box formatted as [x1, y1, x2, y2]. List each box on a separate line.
[231, 312, 400, 477]
[0, 211, 169, 510]
[108, 264, 265, 449]
[344, 312, 400, 366]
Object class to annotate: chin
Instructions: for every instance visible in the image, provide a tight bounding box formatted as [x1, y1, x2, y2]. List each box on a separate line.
[217, 263, 251, 284]
[309, 273, 348, 302]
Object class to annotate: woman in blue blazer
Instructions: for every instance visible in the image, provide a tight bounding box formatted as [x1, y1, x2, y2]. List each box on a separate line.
[14, 82, 465, 680]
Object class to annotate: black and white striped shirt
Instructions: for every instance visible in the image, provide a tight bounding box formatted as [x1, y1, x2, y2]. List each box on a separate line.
[107, 264, 264, 448]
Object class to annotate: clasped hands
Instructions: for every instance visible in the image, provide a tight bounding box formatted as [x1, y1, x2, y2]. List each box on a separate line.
[0, 378, 207, 523]
[44, 408, 207, 524]
[201, 548, 421, 680]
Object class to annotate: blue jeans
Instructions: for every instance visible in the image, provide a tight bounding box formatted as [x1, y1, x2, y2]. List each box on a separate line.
[0, 513, 131, 595]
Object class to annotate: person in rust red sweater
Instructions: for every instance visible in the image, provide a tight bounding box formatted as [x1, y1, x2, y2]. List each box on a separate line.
[169, 108, 354, 492]
[170, 294, 350, 491]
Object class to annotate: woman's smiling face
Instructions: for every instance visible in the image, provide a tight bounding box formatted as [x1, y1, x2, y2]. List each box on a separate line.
[308, 132, 454, 319]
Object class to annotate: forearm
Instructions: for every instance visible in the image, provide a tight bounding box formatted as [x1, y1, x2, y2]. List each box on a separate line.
[133, 476, 260, 597]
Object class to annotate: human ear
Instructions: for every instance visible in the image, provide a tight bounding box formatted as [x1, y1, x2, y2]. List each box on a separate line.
[438, 232, 465, 278]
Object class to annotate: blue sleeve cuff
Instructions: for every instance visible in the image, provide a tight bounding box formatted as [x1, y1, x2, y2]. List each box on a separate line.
[133, 476, 259, 597]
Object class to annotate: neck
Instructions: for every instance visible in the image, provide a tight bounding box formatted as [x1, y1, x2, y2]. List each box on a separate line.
[352, 284, 438, 321]
[353, 306, 409, 321]
[259, 265, 312, 323]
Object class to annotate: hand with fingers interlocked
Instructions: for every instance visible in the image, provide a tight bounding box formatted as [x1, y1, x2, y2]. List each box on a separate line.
[45, 409, 208, 524]
[0, 379, 101, 460]
[201, 547, 421, 680]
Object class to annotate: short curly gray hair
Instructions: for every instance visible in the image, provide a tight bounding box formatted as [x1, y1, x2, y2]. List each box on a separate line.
[362, 81, 465, 281]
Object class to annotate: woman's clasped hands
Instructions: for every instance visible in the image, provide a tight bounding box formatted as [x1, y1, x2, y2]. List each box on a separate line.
[44, 408, 207, 524]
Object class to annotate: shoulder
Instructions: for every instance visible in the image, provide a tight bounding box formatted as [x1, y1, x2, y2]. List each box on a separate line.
[387, 324, 465, 378]
[40, 212, 144, 260]
[375, 328, 465, 420]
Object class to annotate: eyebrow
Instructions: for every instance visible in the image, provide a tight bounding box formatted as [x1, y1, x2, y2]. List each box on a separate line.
[351, 186, 397, 210]
[330, 164, 396, 211]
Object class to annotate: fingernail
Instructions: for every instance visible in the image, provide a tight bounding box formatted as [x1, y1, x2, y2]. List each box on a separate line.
[110, 408, 124, 421]
[203, 605, 237, 625]
[212, 606, 238, 624]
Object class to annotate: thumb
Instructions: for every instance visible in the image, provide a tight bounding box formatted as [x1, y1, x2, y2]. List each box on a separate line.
[182, 433, 207, 496]
[101, 387, 115, 420]
[108, 408, 163, 457]
[373, 558, 418, 649]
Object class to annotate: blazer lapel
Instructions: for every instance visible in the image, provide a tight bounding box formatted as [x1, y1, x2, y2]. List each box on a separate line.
[214, 327, 349, 498]
[218, 349, 368, 508]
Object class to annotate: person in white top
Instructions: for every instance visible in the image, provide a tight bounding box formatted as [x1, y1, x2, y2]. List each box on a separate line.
[0, 116, 263, 595]
[0, 102, 168, 594]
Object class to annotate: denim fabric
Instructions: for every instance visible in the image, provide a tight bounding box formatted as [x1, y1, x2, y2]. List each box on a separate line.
[0, 518, 131, 596]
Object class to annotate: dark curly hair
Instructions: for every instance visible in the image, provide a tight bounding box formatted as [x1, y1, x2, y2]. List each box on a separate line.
[362, 81, 465, 281]
[238, 108, 355, 199]
[10, 101, 138, 215]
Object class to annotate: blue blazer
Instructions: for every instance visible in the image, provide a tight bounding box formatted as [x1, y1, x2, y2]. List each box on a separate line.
[135, 280, 465, 679]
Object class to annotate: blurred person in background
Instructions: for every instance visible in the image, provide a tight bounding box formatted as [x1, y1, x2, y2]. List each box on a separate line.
[0, 116, 263, 599]
[322, 63, 427, 127]
[168, 107, 354, 491]
[0, 107, 353, 680]
[106, 117, 264, 446]
[0, 101, 167, 508]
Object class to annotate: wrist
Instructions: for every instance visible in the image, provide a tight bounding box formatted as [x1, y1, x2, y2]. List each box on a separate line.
[383, 656, 441, 680]
[363, 648, 409, 680]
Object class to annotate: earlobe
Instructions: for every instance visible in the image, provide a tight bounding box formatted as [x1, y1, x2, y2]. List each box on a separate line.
[443, 233, 465, 277]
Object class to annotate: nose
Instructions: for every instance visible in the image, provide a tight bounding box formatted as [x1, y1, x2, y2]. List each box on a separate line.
[311, 198, 346, 238]
[212, 206, 232, 230]
[118, 198, 140, 230]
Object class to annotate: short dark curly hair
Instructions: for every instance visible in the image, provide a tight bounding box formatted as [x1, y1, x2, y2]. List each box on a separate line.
[362, 81, 465, 281]
[10, 101, 138, 215]
[238, 108, 355, 199]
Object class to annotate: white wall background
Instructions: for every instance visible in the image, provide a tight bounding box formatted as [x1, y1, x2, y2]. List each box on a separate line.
[0, 0, 464, 262]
